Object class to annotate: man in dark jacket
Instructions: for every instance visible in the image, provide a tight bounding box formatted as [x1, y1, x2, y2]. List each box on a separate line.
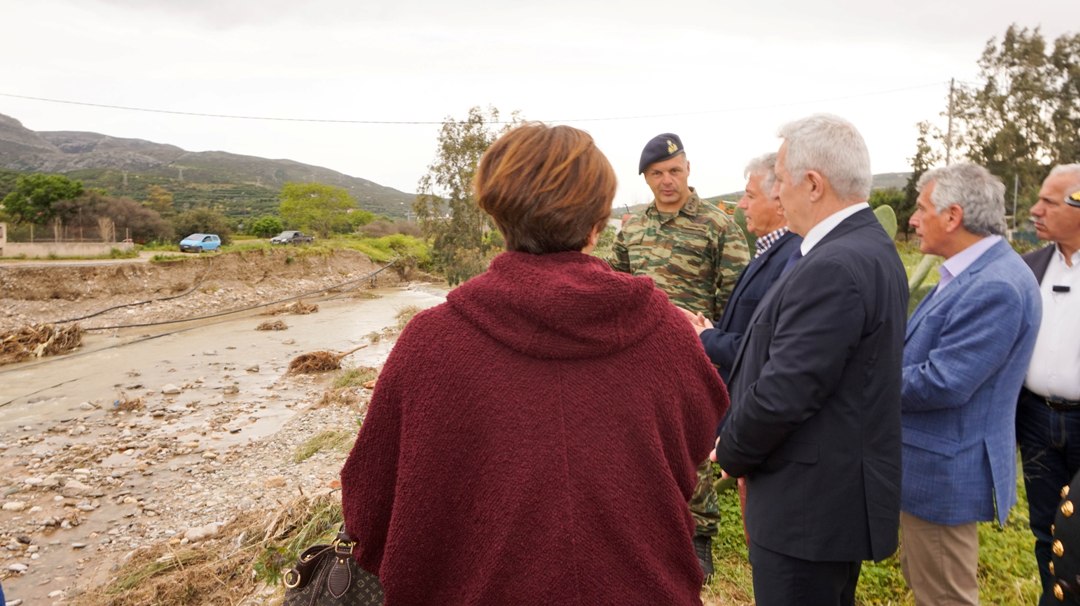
[684, 151, 802, 383]
[713, 114, 908, 606]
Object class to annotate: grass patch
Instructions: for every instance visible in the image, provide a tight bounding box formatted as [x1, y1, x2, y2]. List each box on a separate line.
[251, 494, 344, 587]
[334, 366, 378, 389]
[293, 429, 354, 463]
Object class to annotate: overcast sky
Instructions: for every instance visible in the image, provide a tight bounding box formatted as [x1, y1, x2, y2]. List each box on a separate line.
[2, 0, 1077, 209]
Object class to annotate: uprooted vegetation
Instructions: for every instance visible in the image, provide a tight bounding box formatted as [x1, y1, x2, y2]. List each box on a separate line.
[0, 323, 83, 366]
[77, 493, 344, 606]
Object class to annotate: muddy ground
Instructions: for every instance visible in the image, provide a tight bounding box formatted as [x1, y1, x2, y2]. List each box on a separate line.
[0, 250, 445, 605]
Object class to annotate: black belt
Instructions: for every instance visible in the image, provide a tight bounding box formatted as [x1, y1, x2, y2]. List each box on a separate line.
[1023, 387, 1080, 412]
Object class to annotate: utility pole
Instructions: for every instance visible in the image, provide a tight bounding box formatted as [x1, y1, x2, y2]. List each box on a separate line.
[1013, 174, 1020, 232]
[945, 78, 955, 166]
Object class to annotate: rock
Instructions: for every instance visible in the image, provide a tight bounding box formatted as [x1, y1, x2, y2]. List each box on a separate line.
[49, 589, 65, 597]
[78, 402, 96, 410]
[2, 501, 27, 511]
[72, 543, 87, 549]
[161, 384, 182, 395]
[24, 476, 44, 486]
[8, 562, 28, 572]
[264, 475, 286, 488]
[62, 479, 91, 496]
[246, 365, 260, 373]
[183, 522, 224, 543]
[202, 451, 218, 460]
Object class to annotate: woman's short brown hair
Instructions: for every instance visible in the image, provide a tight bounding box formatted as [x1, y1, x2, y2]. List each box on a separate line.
[475, 123, 616, 254]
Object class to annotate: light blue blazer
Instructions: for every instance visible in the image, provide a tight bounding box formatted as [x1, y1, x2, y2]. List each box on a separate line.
[901, 239, 1041, 525]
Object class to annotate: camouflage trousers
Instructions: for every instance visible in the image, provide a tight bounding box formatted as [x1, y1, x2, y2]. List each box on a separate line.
[690, 458, 720, 537]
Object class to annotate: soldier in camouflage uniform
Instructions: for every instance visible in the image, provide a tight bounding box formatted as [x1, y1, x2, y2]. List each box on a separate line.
[609, 133, 750, 582]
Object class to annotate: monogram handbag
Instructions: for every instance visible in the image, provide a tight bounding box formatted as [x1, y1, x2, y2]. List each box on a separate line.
[282, 525, 384, 606]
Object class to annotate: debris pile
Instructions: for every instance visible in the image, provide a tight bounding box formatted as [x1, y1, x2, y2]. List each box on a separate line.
[0, 323, 83, 366]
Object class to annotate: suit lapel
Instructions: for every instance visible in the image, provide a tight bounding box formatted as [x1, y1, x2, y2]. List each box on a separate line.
[728, 212, 874, 383]
[906, 240, 1008, 339]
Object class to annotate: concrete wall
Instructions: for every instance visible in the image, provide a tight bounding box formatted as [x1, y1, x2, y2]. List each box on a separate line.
[1, 240, 135, 259]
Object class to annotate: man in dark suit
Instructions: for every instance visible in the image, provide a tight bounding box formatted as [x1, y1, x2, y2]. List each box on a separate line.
[683, 152, 802, 383]
[900, 163, 1041, 605]
[1016, 163, 1080, 606]
[712, 114, 909, 606]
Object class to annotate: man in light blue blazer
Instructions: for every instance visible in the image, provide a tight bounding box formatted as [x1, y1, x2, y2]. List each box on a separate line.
[901, 162, 1042, 605]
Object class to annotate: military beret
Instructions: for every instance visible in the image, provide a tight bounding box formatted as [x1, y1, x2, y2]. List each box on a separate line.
[639, 133, 684, 174]
[1067, 188, 1080, 209]
[1052, 471, 1080, 603]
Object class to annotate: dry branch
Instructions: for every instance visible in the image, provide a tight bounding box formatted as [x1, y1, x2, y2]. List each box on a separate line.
[287, 343, 369, 374]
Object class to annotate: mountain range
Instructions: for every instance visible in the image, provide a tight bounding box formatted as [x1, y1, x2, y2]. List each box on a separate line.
[0, 112, 912, 222]
[0, 113, 415, 219]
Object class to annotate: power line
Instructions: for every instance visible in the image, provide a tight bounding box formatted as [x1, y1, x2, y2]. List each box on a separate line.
[0, 81, 950, 125]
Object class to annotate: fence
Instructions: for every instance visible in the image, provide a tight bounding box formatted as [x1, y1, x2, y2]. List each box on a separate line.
[0, 222, 135, 258]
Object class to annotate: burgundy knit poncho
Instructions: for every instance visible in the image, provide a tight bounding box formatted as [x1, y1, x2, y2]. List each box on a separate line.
[341, 251, 728, 605]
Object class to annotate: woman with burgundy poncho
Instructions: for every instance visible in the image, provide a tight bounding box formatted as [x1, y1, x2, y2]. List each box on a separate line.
[340, 123, 728, 605]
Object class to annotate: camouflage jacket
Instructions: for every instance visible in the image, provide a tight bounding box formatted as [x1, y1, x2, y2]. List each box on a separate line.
[609, 189, 750, 320]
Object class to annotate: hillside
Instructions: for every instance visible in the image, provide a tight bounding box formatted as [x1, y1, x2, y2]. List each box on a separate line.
[0, 113, 415, 219]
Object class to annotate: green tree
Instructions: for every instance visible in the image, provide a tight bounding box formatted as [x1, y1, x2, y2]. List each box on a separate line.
[248, 215, 283, 238]
[345, 208, 377, 231]
[278, 182, 355, 238]
[902, 121, 940, 239]
[144, 185, 175, 217]
[950, 25, 1080, 221]
[414, 106, 518, 284]
[172, 207, 232, 244]
[1, 173, 84, 226]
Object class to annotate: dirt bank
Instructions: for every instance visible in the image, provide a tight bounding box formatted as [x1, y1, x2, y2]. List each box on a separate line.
[0, 249, 406, 334]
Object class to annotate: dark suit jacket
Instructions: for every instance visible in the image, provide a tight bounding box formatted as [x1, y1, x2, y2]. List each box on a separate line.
[700, 231, 802, 382]
[714, 208, 909, 563]
[1024, 244, 1054, 281]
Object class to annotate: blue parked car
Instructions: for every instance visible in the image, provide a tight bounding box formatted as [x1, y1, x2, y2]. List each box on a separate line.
[179, 233, 221, 253]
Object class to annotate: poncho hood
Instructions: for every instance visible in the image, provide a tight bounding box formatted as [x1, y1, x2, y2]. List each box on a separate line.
[447, 251, 670, 360]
